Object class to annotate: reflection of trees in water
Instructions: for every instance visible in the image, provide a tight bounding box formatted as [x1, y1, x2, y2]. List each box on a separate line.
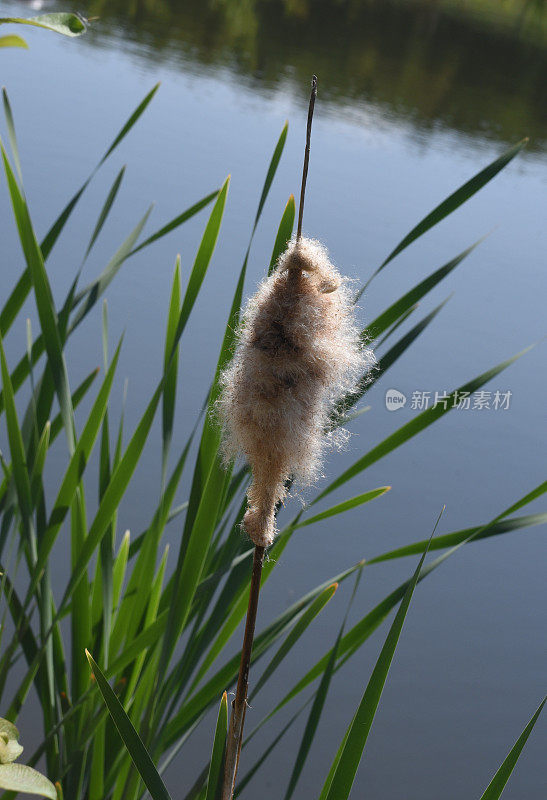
[71, 0, 547, 147]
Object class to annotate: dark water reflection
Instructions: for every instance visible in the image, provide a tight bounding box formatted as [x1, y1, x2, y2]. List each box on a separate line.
[55, 0, 547, 148]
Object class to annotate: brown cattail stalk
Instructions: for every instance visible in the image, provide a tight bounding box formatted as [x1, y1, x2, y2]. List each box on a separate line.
[221, 545, 264, 800]
[219, 76, 373, 800]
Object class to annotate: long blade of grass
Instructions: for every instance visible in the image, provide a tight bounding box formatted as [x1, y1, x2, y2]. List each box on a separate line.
[205, 692, 228, 800]
[161, 456, 226, 662]
[284, 613, 344, 800]
[71, 206, 153, 326]
[28, 421, 50, 507]
[364, 240, 480, 341]
[84, 165, 126, 259]
[321, 511, 441, 799]
[85, 651, 172, 800]
[123, 546, 168, 703]
[26, 341, 122, 602]
[251, 583, 338, 701]
[233, 706, 306, 798]
[110, 441, 192, 656]
[317, 727, 350, 800]
[254, 121, 288, 230]
[100, 83, 159, 165]
[157, 179, 232, 678]
[376, 302, 419, 347]
[70, 482, 91, 703]
[369, 512, 547, 563]
[60, 383, 162, 611]
[298, 486, 391, 526]
[0, 336, 34, 556]
[370, 296, 451, 381]
[169, 177, 230, 354]
[1, 144, 75, 450]
[478, 698, 546, 800]
[48, 368, 99, 445]
[268, 195, 295, 275]
[2, 89, 22, 182]
[130, 191, 219, 255]
[370, 139, 527, 279]
[112, 530, 130, 618]
[162, 257, 182, 483]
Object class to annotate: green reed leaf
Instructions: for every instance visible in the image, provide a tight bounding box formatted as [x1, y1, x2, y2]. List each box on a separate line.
[162, 257, 182, 482]
[49, 368, 99, 443]
[252, 583, 338, 701]
[369, 512, 547, 564]
[170, 177, 230, 354]
[71, 206, 153, 327]
[205, 692, 228, 800]
[284, 617, 344, 800]
[364, 240, 480, 341]
[86, 651, 172, 800]
[100, 83, 159, 164]
[2, 89, 22, 183]
[299, 486, 391, 526]
[373, 139, 527, 277]
[269, 194, 296, 275]
[61, 383, 162, 610]
[130, 191, 219, 255]
[85, 165, 126, 259]
[0, 336, 33, 543]
[321, 512, 440, 799]
[27, 342, 122, 602]
[479, 698, 545, 800]
[255, 121, 288, 229]
[1, 144, 75, 450]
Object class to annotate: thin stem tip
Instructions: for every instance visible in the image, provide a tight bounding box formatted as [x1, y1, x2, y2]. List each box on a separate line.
[297, 75, 318, 242]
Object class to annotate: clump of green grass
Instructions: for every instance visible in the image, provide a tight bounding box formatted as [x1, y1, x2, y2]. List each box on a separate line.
[0, 76, 544, 800]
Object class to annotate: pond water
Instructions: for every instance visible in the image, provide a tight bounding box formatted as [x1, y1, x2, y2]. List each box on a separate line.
[1, 1, 546, 798]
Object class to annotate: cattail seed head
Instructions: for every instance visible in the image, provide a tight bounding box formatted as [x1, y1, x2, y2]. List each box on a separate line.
[217, 237, 374, 547]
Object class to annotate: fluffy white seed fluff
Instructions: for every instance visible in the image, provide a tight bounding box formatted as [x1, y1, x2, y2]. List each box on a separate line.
[217, 237, 374, 547]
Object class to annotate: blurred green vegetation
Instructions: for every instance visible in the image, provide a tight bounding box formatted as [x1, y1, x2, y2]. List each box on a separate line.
[57, 0, 547, 148]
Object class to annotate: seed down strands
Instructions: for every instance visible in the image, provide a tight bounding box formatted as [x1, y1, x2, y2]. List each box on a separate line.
[218, 76, 373, 799]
